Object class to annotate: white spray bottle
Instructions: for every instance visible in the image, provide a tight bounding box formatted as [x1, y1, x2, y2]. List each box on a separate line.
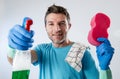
[12, 17, 33, 79]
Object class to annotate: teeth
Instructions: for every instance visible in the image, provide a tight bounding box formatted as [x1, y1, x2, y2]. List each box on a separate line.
[53, 34, 62, 36]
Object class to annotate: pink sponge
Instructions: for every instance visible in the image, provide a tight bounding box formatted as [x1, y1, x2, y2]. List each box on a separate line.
[88, 13, 110, 46]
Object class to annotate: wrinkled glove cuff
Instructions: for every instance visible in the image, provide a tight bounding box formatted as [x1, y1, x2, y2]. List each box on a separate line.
[7, 46, 16, 58]
[99, 68, 112, 79]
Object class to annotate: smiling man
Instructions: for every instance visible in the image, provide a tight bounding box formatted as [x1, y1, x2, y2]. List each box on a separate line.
[7, 4, 114, 79]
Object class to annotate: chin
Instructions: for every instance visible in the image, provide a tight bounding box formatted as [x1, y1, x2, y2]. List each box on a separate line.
[53, 39, 65, 44]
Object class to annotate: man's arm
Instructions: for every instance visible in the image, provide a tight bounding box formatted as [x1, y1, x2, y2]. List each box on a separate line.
[7, 56, 13, 65]
[7, 20, 35, 65]
[96, 38, 114, 79]
[31, 50, 38, 63]
[7, 49, 38, 65]
[82, 50, 99, 79]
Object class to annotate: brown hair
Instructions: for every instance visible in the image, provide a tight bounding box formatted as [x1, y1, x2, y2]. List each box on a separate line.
[44, 4, 70, 25]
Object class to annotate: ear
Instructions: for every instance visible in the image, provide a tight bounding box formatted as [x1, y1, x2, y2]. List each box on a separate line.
[68, 23, 71, 29]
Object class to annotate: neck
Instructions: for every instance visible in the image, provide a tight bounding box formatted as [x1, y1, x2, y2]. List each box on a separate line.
[53, 39, 73, 48]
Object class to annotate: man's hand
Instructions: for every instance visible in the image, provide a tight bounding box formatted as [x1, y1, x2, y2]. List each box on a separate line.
[8, 24, 34, 50]
[96, 38, 114, 70]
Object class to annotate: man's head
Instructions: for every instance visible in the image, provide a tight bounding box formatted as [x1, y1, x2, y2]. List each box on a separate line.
[44, 4, 71, 45]
[44, 4, 70, 25]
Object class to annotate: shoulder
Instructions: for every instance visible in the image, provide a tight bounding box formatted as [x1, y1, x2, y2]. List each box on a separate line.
[73, 42, 88, 47]
[33, 43, 52, 50]
[35, 43, 52, 48]
[73, 42, 90, 52]
[73, 42, 92, 59]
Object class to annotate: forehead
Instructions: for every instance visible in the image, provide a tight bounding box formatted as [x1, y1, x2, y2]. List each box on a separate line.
[46, 13, 67, 22]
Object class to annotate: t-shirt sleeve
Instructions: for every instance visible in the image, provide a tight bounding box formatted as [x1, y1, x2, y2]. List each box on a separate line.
[82, 49, 99, 79]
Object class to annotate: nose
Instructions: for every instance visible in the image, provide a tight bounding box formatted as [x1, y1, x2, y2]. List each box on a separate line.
[54, 25, 61, 31]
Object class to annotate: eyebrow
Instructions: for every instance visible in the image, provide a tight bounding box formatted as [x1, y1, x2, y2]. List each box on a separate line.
[47, 20, 66, 23]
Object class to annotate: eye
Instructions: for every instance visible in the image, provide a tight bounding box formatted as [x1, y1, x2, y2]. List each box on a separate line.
[59, 22, 66, 26]
[47, 23, 54, 26]
[49, 23, 54, 26]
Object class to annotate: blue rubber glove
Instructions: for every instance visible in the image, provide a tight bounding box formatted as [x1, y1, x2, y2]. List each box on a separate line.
[96, 38, 114, 70]
[8, 24, 34, 50]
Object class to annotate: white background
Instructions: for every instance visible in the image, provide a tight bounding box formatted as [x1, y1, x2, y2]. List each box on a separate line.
[0, 0, 120, 79]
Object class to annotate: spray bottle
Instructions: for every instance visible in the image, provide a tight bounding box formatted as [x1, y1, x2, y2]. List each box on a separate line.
[12, 17, 33, 79]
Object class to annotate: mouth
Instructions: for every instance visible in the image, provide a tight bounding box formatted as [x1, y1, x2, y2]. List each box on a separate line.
[52, 33, 63, 39]
[52, 33, 63, 36]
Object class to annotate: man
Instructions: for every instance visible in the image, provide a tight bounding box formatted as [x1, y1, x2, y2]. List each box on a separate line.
[7, 4, 114, 79]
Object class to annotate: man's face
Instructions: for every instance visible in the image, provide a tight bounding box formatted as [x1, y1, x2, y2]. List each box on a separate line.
[45, 13, 71, 44]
